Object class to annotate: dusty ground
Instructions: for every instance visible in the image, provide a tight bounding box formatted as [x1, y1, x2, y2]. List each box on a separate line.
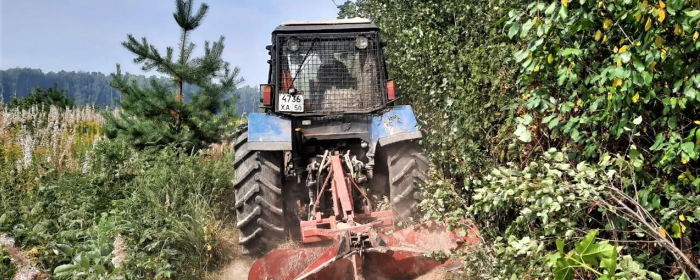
[1, 233, 49, 280]
[206, 229, 305, 280]
[207, 257, 256, 280]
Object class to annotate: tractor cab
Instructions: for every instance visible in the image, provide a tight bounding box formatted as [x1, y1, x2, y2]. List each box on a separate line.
[260, 18, 394, 116]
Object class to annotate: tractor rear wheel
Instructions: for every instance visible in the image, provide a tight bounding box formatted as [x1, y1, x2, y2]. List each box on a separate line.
[233, 125, 286, 256]
[382, 141, 430, 222]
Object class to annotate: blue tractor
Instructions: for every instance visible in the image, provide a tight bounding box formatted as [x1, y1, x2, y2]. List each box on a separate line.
[234, 18, 429, 256]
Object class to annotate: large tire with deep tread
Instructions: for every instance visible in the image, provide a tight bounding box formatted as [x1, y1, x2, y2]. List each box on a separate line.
[383, 141, 430, 222]
[233, 125, 286, 256]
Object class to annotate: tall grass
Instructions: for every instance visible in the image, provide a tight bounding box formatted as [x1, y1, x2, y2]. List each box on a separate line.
[1, 104, 237, 280]
[0, 104, 110, 173]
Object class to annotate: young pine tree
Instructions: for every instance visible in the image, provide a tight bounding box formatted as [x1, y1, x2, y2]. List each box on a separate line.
[105, 0, 243, 151]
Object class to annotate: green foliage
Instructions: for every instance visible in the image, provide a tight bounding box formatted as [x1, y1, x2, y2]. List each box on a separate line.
[549, 229, 619, 280]
[0, 140, 234, 279]
[336, 0, 360, 19]
[343, 0, 524, 180]
[7, 83, 75, 110]
[104, 0, 243, 152]
[1, 246, 16, 279]
[342, 0, 700, 278]
[503, 0, 700, 277]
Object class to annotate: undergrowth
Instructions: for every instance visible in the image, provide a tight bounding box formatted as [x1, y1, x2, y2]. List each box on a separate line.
[0, 104, 237, 279]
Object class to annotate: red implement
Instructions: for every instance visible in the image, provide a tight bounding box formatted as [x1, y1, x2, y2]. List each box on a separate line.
[247, 153, 480, 279]
[248, 220, 480, 280]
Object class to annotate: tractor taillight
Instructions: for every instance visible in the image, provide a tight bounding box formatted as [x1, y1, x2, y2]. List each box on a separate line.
[386, 80, 396, 101]
[261, 84, 272, 106]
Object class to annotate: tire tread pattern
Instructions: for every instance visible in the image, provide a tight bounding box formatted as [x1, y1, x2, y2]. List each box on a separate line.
[233, 125, 285, 255]
[385, 142, 430, 221]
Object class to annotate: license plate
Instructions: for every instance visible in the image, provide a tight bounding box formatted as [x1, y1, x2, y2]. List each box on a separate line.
[278, 93, 304, 112]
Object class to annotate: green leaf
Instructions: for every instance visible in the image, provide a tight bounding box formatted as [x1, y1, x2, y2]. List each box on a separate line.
[684, 10, 700, 17]
[632, 56, 645, 72]
[521, 20, 534, 38]
[508, 22, 521, 39]
[556, 239, 565, 254]
[549, 117, 560, 129]
[55, 244, 74, 257]
[515, 124, 532, 142]
[669, 116, 678, 129]
[545, 2, 557, 15]
[671, 222, 683, 238]
[653, 196, 661, 209]
[648, 271, 663, 280]
[633, 116, 642, 125]
[559, 6, 568, 19]
[54, 264, 77, 275]
[575, 229, 599, 256]
[514, 49, 529, 62]
[554, 258, 576, 280]
[79, 254, 89, 268]
[681, 142, 694, 156]
[571, 129, 580, 141]
[95, 264, 106, 274]
[650, 134, 666, 150]
[597, 243, 617, 274]
[620, 51, 631, 63]
[101, 246, 112, 257]
[562, 48, 582, 57]
[543, 114, 556, 124]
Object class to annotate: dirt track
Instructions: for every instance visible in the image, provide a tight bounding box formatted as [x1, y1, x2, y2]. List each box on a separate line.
[209, 258, 255, 280]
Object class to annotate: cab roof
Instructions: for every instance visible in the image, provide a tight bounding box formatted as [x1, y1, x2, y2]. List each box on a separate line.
[273, 18, 379, 33]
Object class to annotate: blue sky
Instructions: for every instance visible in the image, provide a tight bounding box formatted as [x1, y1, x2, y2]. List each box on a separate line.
[0, 0, 341, 87]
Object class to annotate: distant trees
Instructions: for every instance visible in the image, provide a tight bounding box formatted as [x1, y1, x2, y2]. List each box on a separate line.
[6, 83, 75, 110]
[0, 68, 260, 114]
[104, 0, 243, 151]
[235, 85, 260, 116]
[0, 68, 199, 107]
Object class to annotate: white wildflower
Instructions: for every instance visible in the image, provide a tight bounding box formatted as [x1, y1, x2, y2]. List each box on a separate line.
[19, 125, 34, 169]
[111, 235, 127, 268]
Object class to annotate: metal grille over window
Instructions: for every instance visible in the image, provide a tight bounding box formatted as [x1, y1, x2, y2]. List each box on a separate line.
[277, 35, 386, 114]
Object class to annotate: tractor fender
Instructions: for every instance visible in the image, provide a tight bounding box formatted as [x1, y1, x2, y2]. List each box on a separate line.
[246, 113, 292, 151]
[369, 105, 423, 149]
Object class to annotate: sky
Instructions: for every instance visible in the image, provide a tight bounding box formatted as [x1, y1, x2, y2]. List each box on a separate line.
[0, 0, 341, 87]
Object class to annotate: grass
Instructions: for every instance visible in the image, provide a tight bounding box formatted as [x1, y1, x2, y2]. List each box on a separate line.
[0, 104, 241, 279]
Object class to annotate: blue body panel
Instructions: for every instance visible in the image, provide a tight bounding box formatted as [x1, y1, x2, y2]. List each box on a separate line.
[247, 113, 293, 150]
[246, 105, 421, 151]
[369, 105, 421, 147]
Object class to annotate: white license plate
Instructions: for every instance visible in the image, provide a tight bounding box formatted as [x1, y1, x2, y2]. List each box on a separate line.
[278, 94, 304, 112]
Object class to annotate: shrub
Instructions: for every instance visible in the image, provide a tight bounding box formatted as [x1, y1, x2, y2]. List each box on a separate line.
[1, 123, 235, 279]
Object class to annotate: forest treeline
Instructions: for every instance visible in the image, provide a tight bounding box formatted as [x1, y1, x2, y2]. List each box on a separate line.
[0, 67, 260, 115]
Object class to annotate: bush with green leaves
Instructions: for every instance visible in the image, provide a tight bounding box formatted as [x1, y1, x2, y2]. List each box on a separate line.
[1, 140, 234, 280]
[340, 0, 700, 278]
[424, 148, 681, 280]
[338, 0, 525, 179]
[504, 0, 700, 277]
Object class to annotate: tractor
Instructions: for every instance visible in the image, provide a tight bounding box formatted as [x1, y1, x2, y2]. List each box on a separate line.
[235, 18, 479, 279]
